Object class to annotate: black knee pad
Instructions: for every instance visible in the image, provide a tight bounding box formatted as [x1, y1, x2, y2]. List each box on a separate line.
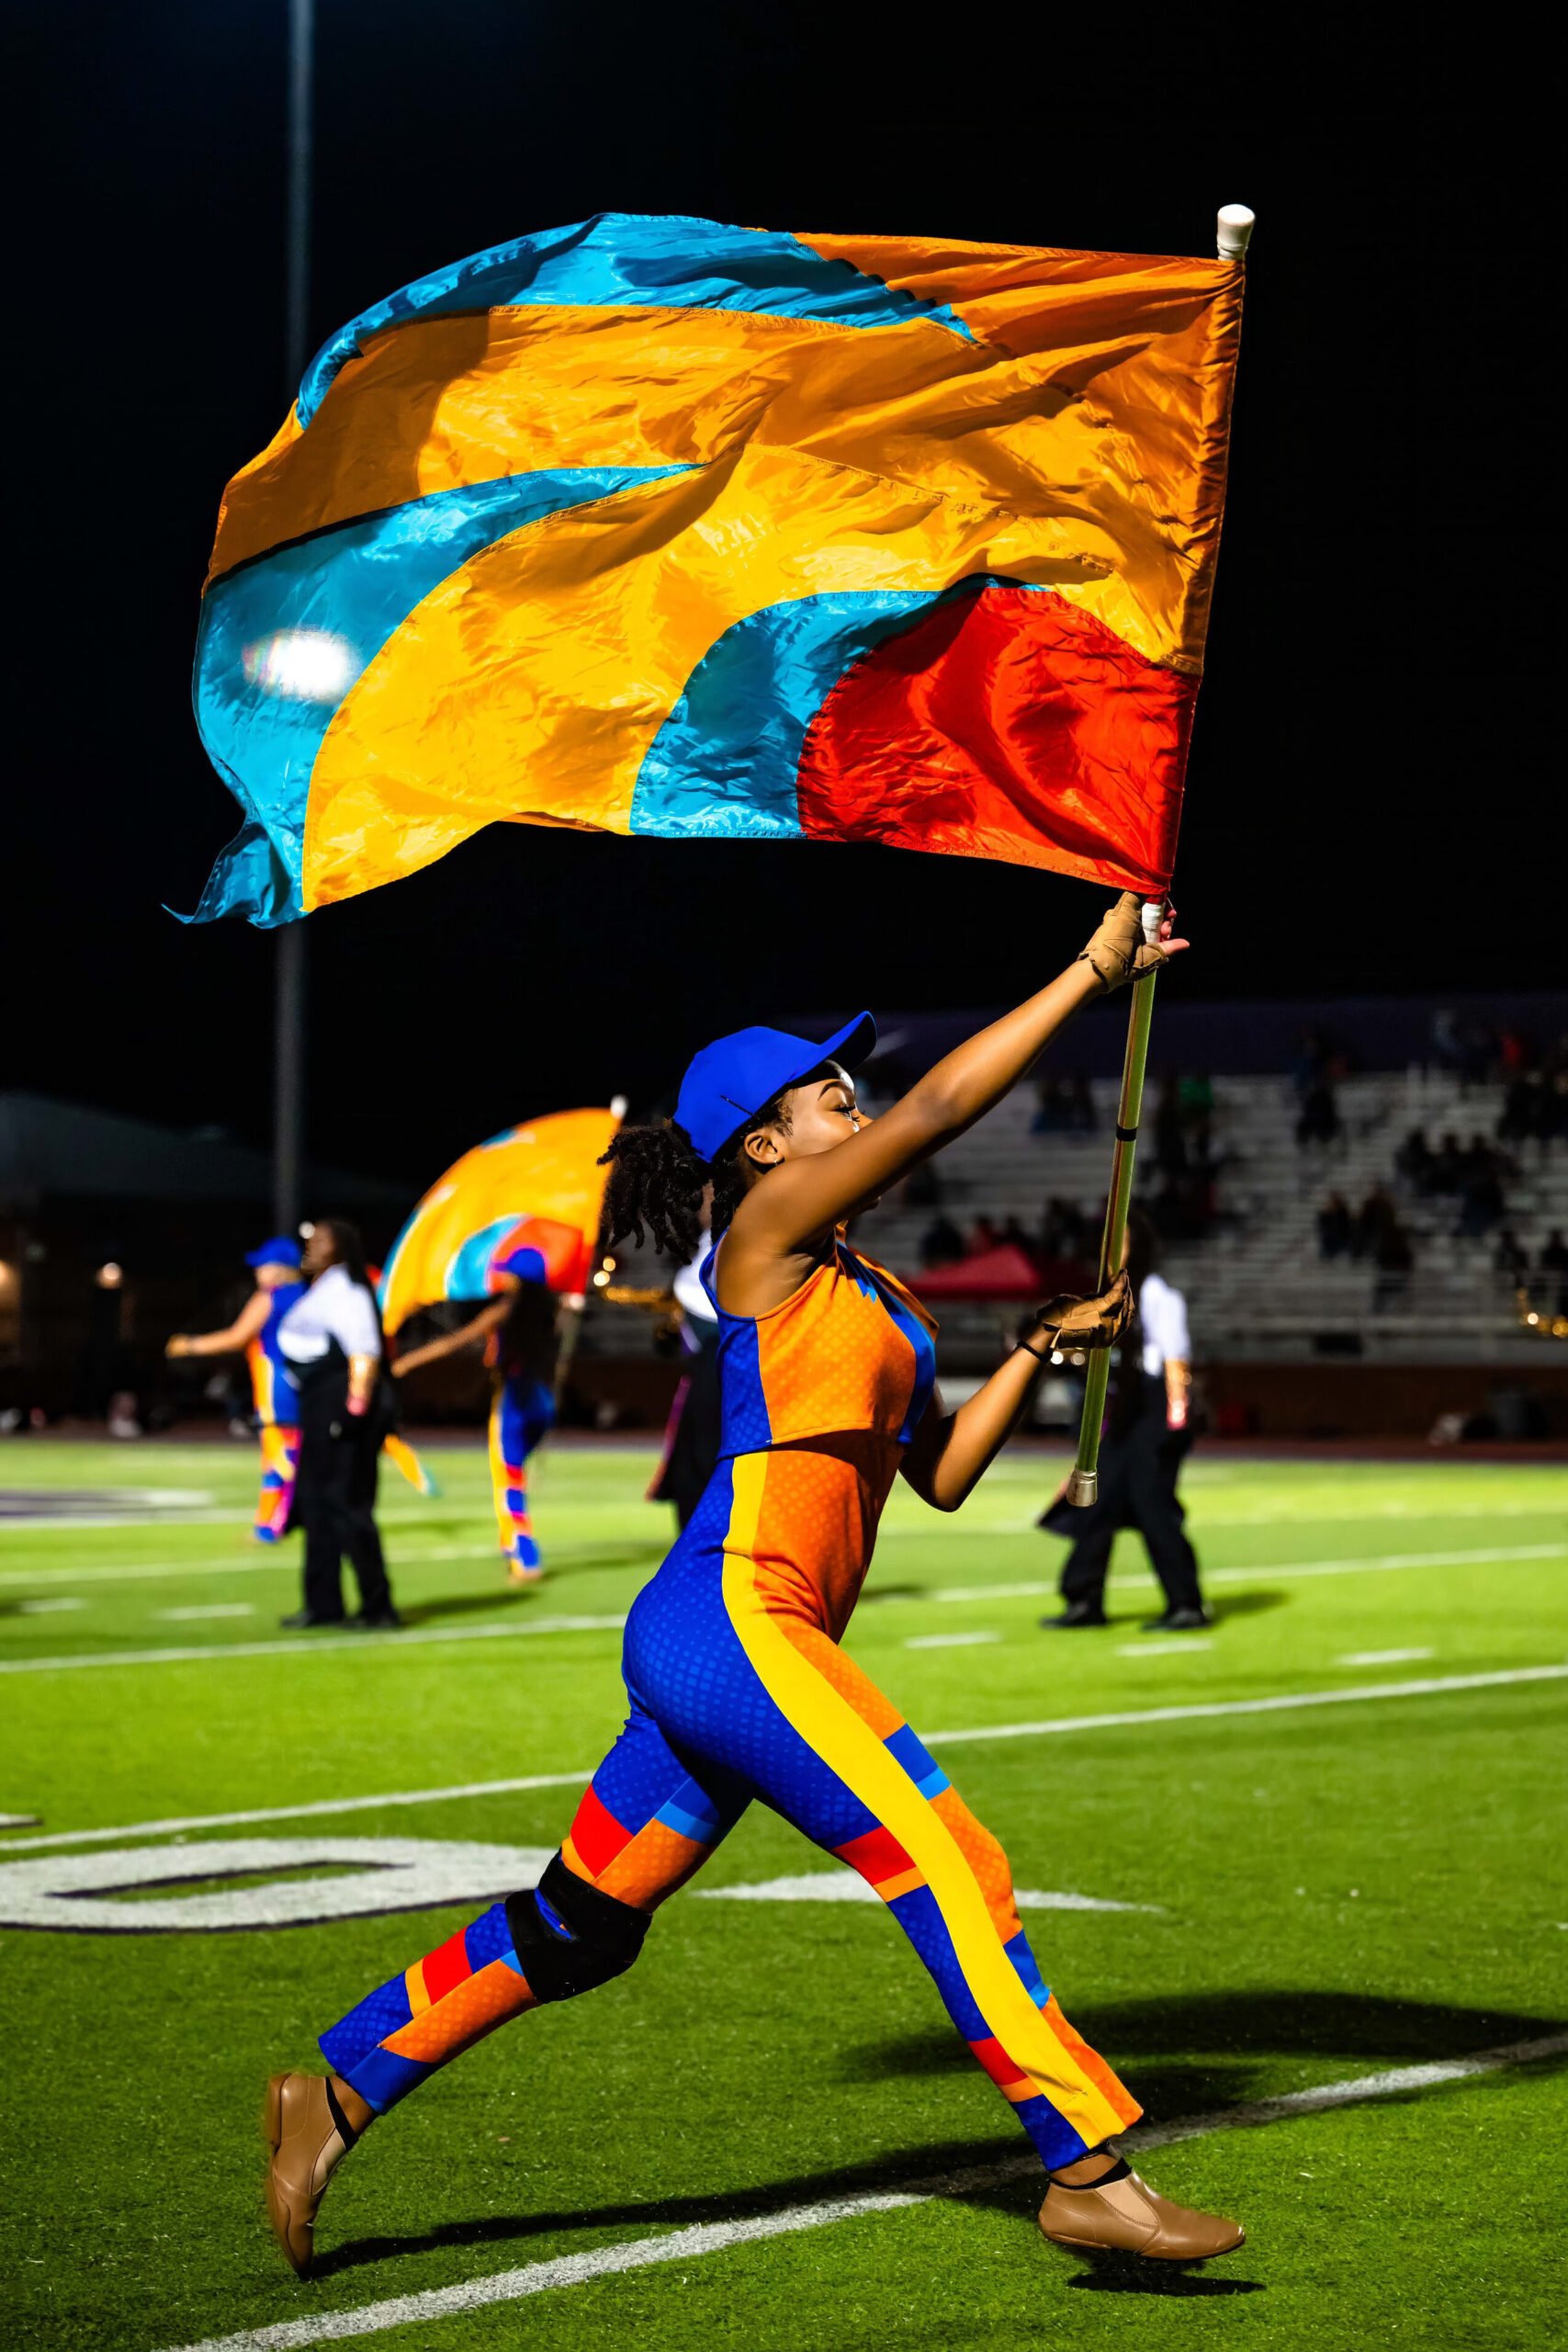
[504, 1853, 649, 2003]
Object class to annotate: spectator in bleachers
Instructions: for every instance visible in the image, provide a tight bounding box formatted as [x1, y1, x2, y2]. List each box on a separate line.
[1295, 1073, 1340, 1148]
[1030, 1074, 1073, 1133]
[1292, 1026, 1330, 1099]
[1429, 1132, 1465, 1193]
[1540, 1230, 1568, 1317]
[1455, 1137, 1506, 1237]
[919, 1213, 964, 1269]
[1372, 1216, 1414, 1306]
[1041, 1196, 1089, 1261]
[1317, 1193, 1353, 1259]
[1497, 1026, 1530, 1076]
[1153, 1072, 1186, 1180]
[1494, 1229, 1529, 1276]
[1430, 1008, 1463, 1076]
[1352, 1184, 1399, 1261]
[966, 1216, 999, 1258]
[1179, 1073, 1215, 1162]
[1498, 1071, 1546, 1146]
[1066, 1072, 1098, 1132]
[904, 1159, 944, 1209]
[1394, 1128, 1437, 1191]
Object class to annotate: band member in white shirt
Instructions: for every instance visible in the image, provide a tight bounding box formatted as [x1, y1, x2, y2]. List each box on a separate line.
[277, 1219, 399, 1629]
[1040, 1210, 1207, 1632]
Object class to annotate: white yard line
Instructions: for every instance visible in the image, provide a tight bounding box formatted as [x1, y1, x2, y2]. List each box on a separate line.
[9, 1663, 1564, 1853]
[904, 1631, 1000, 1650]
[911, 1544, 1568, 1606]
[0, 1544, 503, 1588]
[0, 1774, 594, 1853]
[918, 1663, 1568, 1747]
[3, 1540, 1561, 1595]
[156, 2030, 1568, 2352]
[0, 1616, 629, 1675]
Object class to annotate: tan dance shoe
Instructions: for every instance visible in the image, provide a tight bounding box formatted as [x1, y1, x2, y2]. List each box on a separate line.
[1040, 2158, 1245, 2260]
[264, 2071, 373, 2276]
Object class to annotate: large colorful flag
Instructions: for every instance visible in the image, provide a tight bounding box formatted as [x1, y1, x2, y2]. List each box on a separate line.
[189, 214, 1243, 928]
[378, 1106, 621, 1337]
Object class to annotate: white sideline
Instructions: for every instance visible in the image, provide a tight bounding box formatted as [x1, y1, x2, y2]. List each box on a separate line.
[156, 2030, 1568, 2352]
[0, 1616, 629, 1674]
[7, 1662, 1563, 1853]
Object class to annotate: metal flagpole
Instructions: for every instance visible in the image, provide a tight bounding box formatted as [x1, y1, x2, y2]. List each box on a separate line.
[1065, 201, 1254, 1509]
[272, 0, 314, 1237]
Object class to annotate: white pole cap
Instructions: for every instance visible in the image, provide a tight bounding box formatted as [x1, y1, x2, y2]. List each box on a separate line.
[1217, 204, 1256, 259]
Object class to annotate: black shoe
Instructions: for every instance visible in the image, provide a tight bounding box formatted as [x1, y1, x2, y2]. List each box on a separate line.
[348, 1607, 402, 1630]
[1041, 1602, 1109, 1629]
[279, 1609, 346, 1630]
[1141, 1607, 1211, 1633]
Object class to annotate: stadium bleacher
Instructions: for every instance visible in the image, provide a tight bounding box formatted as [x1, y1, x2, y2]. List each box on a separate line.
[850, 1069, 1568, 1369]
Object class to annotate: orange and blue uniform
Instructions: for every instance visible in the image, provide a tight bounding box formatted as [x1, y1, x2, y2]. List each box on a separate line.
[483, 1246, 559, 1574]
[246, 1281, 304, 1543]
[320, 1236, 1141, 2169]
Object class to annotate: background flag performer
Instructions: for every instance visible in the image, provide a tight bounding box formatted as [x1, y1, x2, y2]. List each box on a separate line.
[265, 900, 1248, 2278]
[379, 1107, 622, 1581]
[390, 1257, 564, 1582]
[166, 1237, 305, 1541]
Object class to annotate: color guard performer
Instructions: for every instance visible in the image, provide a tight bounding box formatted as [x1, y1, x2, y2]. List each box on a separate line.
[264, 896, 1243, 2276]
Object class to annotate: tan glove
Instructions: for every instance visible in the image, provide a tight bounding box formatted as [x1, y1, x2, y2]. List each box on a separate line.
[1019, 1267, 1133, 1358]
[1077, 892, 1168, 992]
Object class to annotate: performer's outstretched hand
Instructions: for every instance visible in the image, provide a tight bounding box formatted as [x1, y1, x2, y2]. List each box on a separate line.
[1077, 892, 1190, 992]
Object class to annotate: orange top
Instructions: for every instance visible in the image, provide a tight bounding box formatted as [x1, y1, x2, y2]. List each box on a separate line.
[705, 1236, 938, 1458]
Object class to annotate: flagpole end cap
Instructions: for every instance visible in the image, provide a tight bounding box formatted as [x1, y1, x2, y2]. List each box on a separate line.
[1217, 204, 1256, 259]
[1066, 1469, 1099, 1509]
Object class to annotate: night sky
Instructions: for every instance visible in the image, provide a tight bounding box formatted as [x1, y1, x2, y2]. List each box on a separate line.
[11, 6, 1550, 1185]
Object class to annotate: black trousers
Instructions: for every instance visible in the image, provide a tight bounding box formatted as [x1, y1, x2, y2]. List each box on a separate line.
[649, 1323, 721, 1532]
[292, 1360, 392, 1621]
[1042, 1375, 1202, 1614]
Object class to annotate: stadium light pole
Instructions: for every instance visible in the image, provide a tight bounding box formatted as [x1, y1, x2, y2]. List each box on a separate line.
[1065, 201, 1255, 1508]
[273, 0, 313, 1237]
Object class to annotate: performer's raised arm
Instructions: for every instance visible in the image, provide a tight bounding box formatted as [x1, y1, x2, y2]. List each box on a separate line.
[718, 894, 1183, 1315]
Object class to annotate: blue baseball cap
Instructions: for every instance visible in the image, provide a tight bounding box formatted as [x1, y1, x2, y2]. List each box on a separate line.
[674, 1014, 877, 1164]
[245, 1235, 302, 1270]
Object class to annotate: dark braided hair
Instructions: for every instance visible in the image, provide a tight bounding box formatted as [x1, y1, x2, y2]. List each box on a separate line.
[599, 1090, 796, 1261]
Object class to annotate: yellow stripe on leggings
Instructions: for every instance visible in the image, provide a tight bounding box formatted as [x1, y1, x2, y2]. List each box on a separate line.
[487, 1385, 512, 1555]
[720, 1453, 1128, 2150]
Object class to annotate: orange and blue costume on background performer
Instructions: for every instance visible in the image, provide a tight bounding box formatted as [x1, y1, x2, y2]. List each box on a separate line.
[485, 1242, 558, 1577]
[246, 1279, 304, 1543]
[319, 1203, 1141, 2168]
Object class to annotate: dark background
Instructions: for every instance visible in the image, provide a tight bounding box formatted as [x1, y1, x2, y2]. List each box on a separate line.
[10, 5, 1550, 1184]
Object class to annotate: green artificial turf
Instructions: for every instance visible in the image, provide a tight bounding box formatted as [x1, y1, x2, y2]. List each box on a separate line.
[0, 1437, 1563, 2350]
